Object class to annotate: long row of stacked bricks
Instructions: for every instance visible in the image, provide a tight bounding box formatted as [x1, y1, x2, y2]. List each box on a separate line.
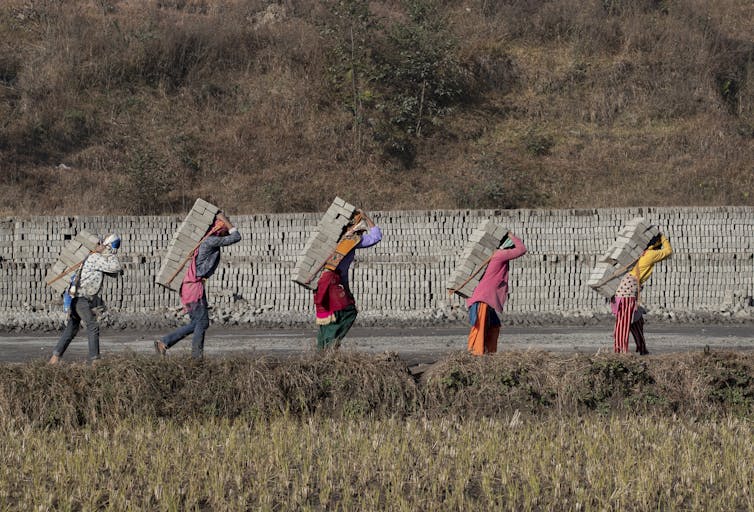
[587, 217, 661, 298]
[1, 207, 753, 320]
[155, 199, 219, 292]
[292, 197, 356, 290]
[447, 220, 508, 298]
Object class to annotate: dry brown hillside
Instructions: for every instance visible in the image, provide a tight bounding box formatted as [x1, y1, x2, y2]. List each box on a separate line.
[1, 0, 753, 215]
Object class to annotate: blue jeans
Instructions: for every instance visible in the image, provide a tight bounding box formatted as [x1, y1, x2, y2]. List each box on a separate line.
[53, 297, 100, 361]
[162, 299, 209, 359]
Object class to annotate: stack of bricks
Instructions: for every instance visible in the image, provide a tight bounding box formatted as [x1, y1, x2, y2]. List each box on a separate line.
[447, 219, 509, 298]
[0, 219, 14, 263]
[1, 207, 753, 321]
[45, 230, 101, 295]
[587, 217, 661, 298]
[155, 198, 219, 292]
[292, 197, 356, 290]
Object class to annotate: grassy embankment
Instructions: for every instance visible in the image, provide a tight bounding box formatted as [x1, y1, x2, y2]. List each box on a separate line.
[1, 0, 753, 215]
[1, 351, 754, 509]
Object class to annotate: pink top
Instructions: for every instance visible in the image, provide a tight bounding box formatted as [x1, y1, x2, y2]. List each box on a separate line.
[179, 251, 204, 309]
[466, 233, 527, 313]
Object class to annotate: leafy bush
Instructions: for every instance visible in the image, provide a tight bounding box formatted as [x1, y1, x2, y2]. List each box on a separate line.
[323, 0, 470, 167]
[378, 0, 469, 136]
[111, 149, 175, 215]
[522, 127, 554, 156]
[453, 158, 548, 209]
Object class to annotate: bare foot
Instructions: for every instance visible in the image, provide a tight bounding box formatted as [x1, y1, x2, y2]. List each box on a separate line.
[154, 340, 167, 356]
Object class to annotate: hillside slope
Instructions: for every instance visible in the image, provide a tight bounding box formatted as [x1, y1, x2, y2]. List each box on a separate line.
[1, 0, 753, 215]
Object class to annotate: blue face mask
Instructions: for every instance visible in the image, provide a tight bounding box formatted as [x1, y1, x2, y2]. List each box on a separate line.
[500, 238, 515, 250]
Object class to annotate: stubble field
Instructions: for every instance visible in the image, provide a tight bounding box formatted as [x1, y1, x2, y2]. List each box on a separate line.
[2, 414, 753, 510]
[1, 350, 753, 510]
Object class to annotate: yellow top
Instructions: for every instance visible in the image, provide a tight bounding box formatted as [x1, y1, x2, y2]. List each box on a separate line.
[631, 235, 672, 285]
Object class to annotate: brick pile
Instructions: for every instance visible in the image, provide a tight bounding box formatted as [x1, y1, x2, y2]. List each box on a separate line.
[447, 219, 509, 298]
[0, 219, 13, 263]
[587, 217, 661, 298]
[0, 207, 752, 323]
[155, 198, 219, 292]
[45, 230, 101, 295]
[292, 197, 356, 290]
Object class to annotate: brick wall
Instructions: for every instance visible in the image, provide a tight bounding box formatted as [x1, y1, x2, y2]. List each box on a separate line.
[1, 207, 752, 323]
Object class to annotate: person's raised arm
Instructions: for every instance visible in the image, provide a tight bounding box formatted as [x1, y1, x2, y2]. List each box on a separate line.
[355, 210, 382, 248]
[90, 244, 123, 274]
[498, 232, 527, 261]
[644, 234, 672, 264]
[203, 212, 242, 248]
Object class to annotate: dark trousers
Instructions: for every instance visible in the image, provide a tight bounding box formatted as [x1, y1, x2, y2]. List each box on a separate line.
[53, 297, 100, 360]
[317, 305, 357, 349]
[630, 316, 648, 354]
[162, 299, 210, 359]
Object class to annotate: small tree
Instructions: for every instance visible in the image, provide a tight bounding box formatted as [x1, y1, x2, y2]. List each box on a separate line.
[113, 149, 174, 215]
[379, 0, 468, 137]
[323, 0, 470, 168]
[324, 0, 381, 157]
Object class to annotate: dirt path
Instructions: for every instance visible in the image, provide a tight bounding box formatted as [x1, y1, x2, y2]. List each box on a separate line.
[1, 324, 753, 365]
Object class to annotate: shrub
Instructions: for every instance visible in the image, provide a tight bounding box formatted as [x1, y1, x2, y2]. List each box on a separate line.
[377, 0, 470, 136]
[522, 127, 554, 156]
[0, 352, 419, 428]
[111, 149, 175, 215]
[323, 0, 471, 167]
[452, 157, 548, 209]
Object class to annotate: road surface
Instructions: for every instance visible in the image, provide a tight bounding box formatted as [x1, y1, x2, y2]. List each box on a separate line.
[1, 324, 753, 365]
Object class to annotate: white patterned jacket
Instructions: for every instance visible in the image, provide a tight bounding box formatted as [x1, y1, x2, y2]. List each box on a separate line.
[76, 249, 122, 298]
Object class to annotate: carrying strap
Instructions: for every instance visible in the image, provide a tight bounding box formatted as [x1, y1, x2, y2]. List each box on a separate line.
[165, 224, 224, 286]
[305, 233, 363, 285]
[304, 214, 367, 285]
[634, 258, 643, 306]
[46, 252, 93, 286]
[71, 255, 88, 292]
[591, 255, 641, 288]
[600, 254, 645, 305]
[447, 254, 494, 297]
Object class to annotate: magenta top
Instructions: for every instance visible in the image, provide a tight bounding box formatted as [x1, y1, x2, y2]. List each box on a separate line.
[179, 252, 204, 309]
[466, 233, 527, 313]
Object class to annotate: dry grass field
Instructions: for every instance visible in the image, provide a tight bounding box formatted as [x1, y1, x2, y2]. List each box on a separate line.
[1, 0, 753, 215]
[1, 351, 754, 509]
[2, 415, 753, 510]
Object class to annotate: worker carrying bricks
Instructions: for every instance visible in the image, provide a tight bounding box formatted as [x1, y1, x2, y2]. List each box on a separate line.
[154, 211, 241, 359]
[465, 232, 527, 355]
[49, 234, 123, 364]
[313, 268, 355, 349]
[612, 232, 672, 354]
[312, 209, 382, 349]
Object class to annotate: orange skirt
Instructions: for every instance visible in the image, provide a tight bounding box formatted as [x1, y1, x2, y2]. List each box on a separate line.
[467, 302, 501, 355]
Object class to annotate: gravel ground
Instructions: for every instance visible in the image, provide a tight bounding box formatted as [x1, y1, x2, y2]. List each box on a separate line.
[2, 323, 753, 365]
